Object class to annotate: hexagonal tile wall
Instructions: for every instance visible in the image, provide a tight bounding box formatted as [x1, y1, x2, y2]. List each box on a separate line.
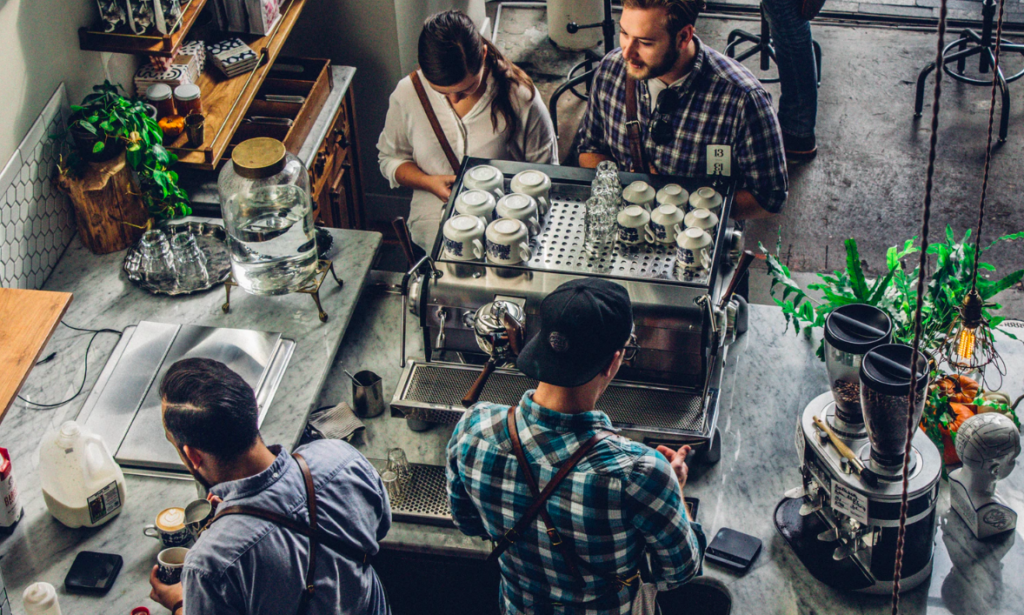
[0, 84, 75, 290]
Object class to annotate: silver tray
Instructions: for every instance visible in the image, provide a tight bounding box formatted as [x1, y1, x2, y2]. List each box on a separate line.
[123, 221, 334, 296]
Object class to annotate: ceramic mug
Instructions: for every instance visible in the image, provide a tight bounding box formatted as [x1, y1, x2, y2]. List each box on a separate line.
[144, 507, 190, 548]
[622, 180, 656, 211]
[510, 170, 552, 215]
[442, 214, 486, 261]
[676, 227, 714, 272]
[495, 193, 541, 236]
[156, 547, 189, 585]
[454, 189, 496, 226]
[463, 165, 505, 201]
[683, 208, 719, 234]
[688, 186, 723, 214]
[485, 218, 532, 265]
[617, 205, 651, 246]
[646, 204, 687, 245]
[656, 183, 689, 209]
[184, 499, 214, 541]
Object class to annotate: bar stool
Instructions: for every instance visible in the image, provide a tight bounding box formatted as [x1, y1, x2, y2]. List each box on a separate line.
[914, 0, 1024, 142]
[725, 5, 823, 86]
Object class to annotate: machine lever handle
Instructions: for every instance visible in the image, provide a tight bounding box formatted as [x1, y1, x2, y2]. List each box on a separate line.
[392, 217, 418, 269]
[718, 250, 755, 310]
[462, 360, 496, 407]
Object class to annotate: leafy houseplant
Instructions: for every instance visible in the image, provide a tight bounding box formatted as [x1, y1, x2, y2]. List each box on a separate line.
[59, 81, 190, 219]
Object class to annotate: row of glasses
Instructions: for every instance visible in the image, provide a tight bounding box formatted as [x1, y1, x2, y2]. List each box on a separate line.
[137, 229, 209, 290]
[585, 160, 624, 251]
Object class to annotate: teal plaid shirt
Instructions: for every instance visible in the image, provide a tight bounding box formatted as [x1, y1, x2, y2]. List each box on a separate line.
[446, 391, 705, 614]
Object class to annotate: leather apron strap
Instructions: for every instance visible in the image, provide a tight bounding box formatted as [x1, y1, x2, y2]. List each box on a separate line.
[409, 70, 462, 175]
[625, 75, 655, 174]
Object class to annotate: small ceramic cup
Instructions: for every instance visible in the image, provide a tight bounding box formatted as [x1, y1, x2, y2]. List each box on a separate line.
[622, 180, 656, 211]
[485, 218, 532, 265]
[510, 170, 552, 215]
[617, 205, 651, 246]
[656, 184, 689, 209]
[184, 499, 214, 542]
[683, 208, 719, 234]
[688, 186, 723, 215]
[156, 547, 189, 585]
[646, 204, 687, 245]
[454, 189, 496, 227]
[495, 193, 541, 236]
[442, 214, 486, 261]
[463, 165, 505, 201]
[144, 507, 190, 548]
[676, 227, 714, 272]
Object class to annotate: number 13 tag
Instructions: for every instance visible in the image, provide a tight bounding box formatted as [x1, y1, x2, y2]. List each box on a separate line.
[707, 145, 732, 177]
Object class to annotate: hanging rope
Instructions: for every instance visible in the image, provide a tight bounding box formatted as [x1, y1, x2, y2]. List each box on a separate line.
[891, 0, 951, 611]
[970, 0, 1008, 289]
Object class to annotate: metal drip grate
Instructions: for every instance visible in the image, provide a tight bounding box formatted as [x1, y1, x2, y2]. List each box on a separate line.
[371, 461, 453, 527]
[395, 362, 707, 434]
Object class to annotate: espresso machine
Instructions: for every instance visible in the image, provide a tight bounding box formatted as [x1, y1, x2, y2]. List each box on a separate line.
[387, 159, 748, 525]
[777, 305, 942, 594]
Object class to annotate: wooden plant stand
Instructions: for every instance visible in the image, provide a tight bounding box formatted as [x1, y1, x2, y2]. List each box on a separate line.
[58, 152, 150, 254]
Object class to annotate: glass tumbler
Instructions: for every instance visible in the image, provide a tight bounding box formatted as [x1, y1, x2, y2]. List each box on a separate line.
[591, 183, 622, 211]
[381, 470, 403, 504]
[584, 195, 617, 251]
[386, 448, 412, 486]
[138, 230, 177, 284]
[171, 232, 210, 291]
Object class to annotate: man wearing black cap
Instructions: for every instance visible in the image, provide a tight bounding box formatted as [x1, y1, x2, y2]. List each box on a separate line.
[446, 278, 706, 614]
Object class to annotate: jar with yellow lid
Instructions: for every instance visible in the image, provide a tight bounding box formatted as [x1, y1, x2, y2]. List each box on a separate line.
[217, 137, 317, 295]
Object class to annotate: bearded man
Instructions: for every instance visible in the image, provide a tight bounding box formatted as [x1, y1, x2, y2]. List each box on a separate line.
[576, 0, 788, 220]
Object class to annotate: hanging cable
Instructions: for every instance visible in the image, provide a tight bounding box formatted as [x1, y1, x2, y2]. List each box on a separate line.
[17, 321, 124, 410]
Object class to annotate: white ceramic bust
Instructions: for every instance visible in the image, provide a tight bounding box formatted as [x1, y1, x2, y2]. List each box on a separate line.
[948, 413, 1021, 539]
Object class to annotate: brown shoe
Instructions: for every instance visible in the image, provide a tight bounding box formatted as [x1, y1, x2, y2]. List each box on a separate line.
[784, 133, 817, 163]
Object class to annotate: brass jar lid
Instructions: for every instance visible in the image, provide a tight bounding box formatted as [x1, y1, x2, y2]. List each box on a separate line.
[232, 137, 286, 179]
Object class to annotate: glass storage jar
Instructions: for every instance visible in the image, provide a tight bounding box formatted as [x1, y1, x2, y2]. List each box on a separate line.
[218, 137, 317, 295]
[823, 304, 892, 431]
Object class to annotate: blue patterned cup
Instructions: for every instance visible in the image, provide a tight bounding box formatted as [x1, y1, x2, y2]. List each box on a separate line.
[485, 218, 532, 265]
[616, 205, 651, 246]
[442, 214, 485, 261]
[157, 547, 189, 585]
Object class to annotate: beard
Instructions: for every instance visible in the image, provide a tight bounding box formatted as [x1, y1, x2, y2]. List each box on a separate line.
[625, 43, 681, 81]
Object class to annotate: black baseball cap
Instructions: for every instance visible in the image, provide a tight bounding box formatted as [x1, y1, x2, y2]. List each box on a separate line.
[517, 278, 633, 388]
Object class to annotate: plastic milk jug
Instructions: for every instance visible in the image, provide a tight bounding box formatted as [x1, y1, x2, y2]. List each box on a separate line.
[38, 421, 127, 528]
[22, 582, 60, 615]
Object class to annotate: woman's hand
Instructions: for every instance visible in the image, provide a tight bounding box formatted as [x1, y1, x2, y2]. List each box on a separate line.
[423, 174, 456, 202]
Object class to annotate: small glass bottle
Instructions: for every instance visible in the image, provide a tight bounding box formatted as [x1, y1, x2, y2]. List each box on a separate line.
[146, 84, 176, 119]
[173, 84, 203, 116]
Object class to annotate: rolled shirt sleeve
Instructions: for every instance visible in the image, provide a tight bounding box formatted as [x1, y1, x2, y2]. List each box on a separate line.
[734, 89, 789, 214]
[183, 566, 244, 615]
[624, 452, 705, 590]
[377, 85, 415, 190]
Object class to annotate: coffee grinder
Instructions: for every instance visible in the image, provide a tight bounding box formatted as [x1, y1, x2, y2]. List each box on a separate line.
[776, 305, 942, 594]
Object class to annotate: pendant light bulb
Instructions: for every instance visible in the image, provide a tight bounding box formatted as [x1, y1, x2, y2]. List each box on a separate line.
[956, 326, 976, 361]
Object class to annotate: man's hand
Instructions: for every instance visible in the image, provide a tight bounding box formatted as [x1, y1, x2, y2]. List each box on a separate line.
[149, 565, 183, 611]
[424, 174, 456, 202]
[656, 444, 692, 489]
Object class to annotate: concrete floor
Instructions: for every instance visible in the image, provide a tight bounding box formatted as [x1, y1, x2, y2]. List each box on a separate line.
[493, 5, 1024, 319]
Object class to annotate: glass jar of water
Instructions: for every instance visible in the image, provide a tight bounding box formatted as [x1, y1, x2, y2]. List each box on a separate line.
[218, 138, 318, 295]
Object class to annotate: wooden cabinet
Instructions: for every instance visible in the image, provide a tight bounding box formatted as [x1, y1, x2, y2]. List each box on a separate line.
[311, 86, 364, 229]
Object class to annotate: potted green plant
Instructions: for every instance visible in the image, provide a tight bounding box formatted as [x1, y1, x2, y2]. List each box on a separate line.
[68, 82, 128, 162]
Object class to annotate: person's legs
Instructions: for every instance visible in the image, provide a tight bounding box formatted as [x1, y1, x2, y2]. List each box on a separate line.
[761, 0, 818, 160]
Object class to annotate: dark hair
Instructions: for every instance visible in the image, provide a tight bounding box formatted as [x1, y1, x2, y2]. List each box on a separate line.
[159, 358, 260, 462]
[418, 10, 535, 142]
[623, 0, 705, 38]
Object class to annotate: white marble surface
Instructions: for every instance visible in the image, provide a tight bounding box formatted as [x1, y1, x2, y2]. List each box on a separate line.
[329, 276, 1024, 614]
[0, 227, 380, 613]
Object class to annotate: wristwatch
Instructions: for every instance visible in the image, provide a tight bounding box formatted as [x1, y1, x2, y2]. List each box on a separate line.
[172, 600, 184, 615]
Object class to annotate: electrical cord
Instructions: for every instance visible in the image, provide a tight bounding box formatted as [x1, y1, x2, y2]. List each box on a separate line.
[17, 321, 125, 410]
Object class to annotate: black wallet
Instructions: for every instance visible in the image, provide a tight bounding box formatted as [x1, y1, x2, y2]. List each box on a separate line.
[65, 551, 123, 595]
[704, 527, 762, 571]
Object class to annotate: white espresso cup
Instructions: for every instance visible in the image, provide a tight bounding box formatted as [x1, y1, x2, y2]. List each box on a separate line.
[616, 205, 651, 246]
[463, 165, 505, 201]
[442, 214, 486, 261]
[622, 180, 656, 211]
[510, 170, 552, 215]
[676, 227, 714, 272]
[656, 183, 689, 209]
[485, 218, 532, 265]
[454, 189, 496, 226]
[646, 204, 686, 245]
[495, 193, 541, 236]
[689, 186, 723, 214]
[684, 208, 719, 234]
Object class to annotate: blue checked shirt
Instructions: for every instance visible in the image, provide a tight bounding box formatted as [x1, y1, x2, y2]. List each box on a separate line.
[576, 37, 788, 214]
[447, 391, 705, 614]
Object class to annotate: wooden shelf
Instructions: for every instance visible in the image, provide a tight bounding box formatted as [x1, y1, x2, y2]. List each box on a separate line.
[0, 289, 72, 424]
[78, 0, 209, 57]
[169, 0, 309, 171]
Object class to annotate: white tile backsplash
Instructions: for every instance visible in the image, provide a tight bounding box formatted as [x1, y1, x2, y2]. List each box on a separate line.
[0, 84, 76, 289]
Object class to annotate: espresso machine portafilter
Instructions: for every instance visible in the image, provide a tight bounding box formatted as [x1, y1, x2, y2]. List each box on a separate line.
[461, 300, 525, 407]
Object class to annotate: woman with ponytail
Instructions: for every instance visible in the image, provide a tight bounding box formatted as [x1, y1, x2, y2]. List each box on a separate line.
[377, 10, 558, 249]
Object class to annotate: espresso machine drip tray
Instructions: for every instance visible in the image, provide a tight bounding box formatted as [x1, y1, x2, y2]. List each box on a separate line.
[77, 321, 295, 476]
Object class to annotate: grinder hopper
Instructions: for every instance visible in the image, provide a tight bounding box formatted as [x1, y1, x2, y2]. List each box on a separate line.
[859, 344, 930, 472]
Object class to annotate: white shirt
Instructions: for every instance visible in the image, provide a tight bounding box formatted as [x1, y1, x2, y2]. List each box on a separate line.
[377, 69, 558, 248]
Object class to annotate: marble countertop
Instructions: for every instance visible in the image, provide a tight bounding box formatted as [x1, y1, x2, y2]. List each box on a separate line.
[0, 226, 380, 612]
[326, 274, 1024, 614]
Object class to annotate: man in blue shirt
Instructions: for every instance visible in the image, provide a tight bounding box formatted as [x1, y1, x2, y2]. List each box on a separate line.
[148, 358, 391, 615]
[447, 279, 705, 614]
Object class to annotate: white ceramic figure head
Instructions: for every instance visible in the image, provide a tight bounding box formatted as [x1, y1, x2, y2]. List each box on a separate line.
[955, 413, 1021, 495]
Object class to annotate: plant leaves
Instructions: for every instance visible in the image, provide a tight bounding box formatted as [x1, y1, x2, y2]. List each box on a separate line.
[92, 141, 105, 153]
[845, 238, 870, 300]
